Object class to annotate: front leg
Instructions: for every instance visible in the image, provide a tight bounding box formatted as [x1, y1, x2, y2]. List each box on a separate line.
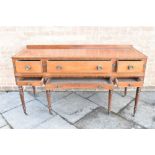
[32, 86, 36, 96]
[133, 87, 141, 116]
[124, 87, 127, 97]
[108, 90, 112, 114]
[46, 90, 52, 114]
[18, 86, 27, 115]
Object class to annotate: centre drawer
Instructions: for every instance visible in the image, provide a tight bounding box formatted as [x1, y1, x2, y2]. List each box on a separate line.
[45, 78, 113, 90]
[15, 60, 42, 73]
[47, 61, 112, 74]
[117, 61, 144, 73]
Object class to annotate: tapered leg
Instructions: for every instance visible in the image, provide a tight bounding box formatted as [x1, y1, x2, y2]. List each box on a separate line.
[108, 90, 112, 114]
[46, 90, 52, 114]
[32, 86, 36, 96]
[18, 86, 27, 115]
[124, 87, 127, 96]
[133, 87, 141, 116]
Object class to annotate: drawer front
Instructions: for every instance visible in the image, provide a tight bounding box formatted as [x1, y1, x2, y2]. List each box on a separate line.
[17, 77, 43, 86]
[46, 83, 113, 91]
[15, 61, 42, 73]
[45, 78, 113, 90]
[47, 61, 112, 74]
[115, 78, 143, 87]
[117, 61, 144, 73]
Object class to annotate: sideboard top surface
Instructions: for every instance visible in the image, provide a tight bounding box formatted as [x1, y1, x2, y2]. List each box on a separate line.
[12, 45, 147, 60]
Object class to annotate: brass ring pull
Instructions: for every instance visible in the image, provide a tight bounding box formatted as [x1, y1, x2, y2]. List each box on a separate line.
[25, 65, 31, 71]
[96, 65, 103, 71]
[56, 65, 62, 70]
[128, 65, 134, 70]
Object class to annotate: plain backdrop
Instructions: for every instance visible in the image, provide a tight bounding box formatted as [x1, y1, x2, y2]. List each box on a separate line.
[0, 0, 155, 155]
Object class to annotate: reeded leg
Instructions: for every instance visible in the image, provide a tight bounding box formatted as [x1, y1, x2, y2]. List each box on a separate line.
[133, 87, 141, 116]
[124, 87, 127, 97]
[18, 86, 27, 115]
[108, 90, 112, 114]
[46, 90, 52, 114]
[32, 86, 36, 96]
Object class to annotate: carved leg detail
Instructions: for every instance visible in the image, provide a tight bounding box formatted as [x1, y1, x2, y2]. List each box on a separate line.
[32, 86, 36, 96]
[133, 87, 141, 116]
[18, 86, 27, 115]
[108, 90, 112, 115]
[46, 90, 52, 114]
[124, 87, 127, 97]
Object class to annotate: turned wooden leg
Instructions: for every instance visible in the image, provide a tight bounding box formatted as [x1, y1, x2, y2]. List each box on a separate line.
[18, 86, 27, 115]
[46, 90, 52, 114]
[124, 87, 127, 96]
[133, 87, 141, 116]
[32, 86, 36, 96]
[108, 90, 112, 114]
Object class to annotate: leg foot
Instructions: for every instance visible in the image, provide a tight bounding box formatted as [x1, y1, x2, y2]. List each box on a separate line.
[18, 86, 27, 114]
[46, 90, 52, 114]
[133, 87, 141, 116]
[124, 87, 127, 97]
[108, 90, 112, 115]
[32, 86, 36, 96]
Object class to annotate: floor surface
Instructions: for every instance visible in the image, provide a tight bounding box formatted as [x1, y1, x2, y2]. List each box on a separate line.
[0, 90, 155, 129]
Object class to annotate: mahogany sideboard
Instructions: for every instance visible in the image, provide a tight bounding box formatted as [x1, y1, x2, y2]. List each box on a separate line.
[12, 45, 147, 116]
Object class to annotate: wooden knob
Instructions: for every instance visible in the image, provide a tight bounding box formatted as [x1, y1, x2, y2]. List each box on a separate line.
[25, 65, 31, 71]
[56, 65, 62, 70]
[96, 65, 103, 71]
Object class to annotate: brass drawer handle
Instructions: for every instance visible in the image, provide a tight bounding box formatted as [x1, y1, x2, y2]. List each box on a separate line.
[56, 65, 62, 70]
[25, 65, 31, 71]
[96, 65, 103, 71]
[98, 85, 103, 89]
[128, 65, 134, 70]
[28, 82, 32, 86]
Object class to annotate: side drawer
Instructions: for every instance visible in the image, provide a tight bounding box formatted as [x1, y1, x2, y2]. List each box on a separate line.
[115, 78, 143, 87]
[17, 77, 44, 86]
[47, 61, 112, 74]
[117, 61, 144, 73]
[15, 60, 42, 73]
